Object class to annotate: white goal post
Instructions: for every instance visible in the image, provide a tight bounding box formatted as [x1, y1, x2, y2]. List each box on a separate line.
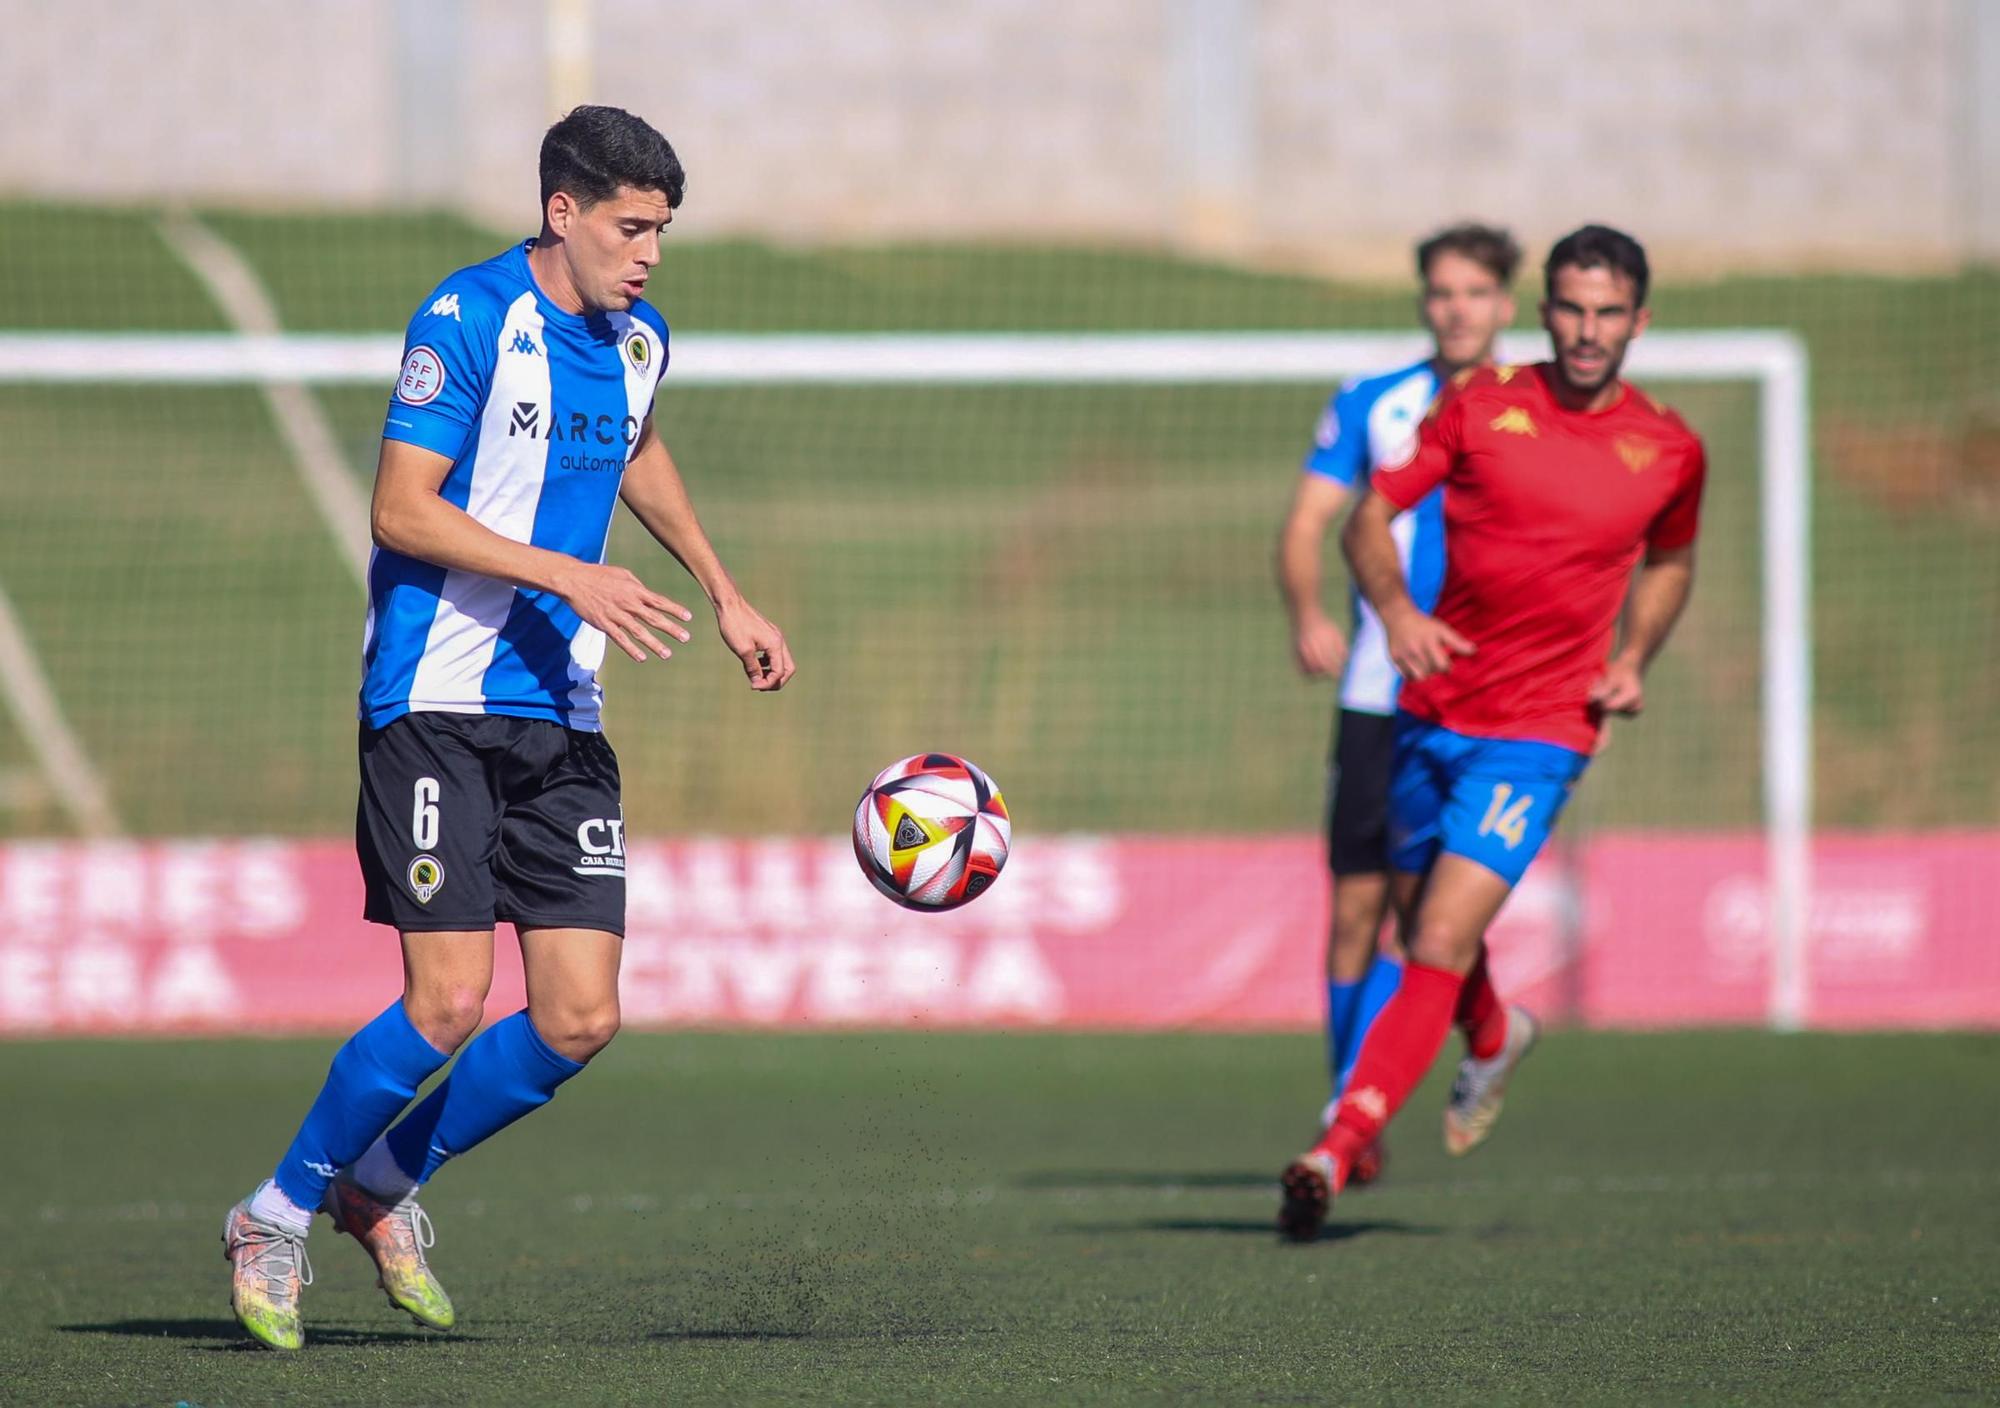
[0, 328, 1812, 1030]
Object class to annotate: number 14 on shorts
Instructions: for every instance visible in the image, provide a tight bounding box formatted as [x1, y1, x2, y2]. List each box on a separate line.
[1477, 783, 1535, 850]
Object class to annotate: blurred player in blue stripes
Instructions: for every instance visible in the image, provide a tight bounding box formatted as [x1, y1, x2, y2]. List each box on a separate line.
[1274, 223, 1519, 1180]
[220, 106, 794, 1351]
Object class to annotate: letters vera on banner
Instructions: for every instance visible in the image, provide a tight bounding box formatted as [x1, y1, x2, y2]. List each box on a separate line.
[0, 834, 1994, 1035]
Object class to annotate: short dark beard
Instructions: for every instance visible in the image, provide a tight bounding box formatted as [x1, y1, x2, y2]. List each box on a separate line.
[1548, 346, 1625, 406]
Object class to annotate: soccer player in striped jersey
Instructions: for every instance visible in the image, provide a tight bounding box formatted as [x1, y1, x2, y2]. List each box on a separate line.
[222, 106, 794, 1350]
[1280, 225, 1705, 1240]
[1275, 224, 1519, 1178]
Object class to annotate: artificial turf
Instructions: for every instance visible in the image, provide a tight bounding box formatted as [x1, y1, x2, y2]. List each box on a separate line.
[1, 1029, 1993, 1404]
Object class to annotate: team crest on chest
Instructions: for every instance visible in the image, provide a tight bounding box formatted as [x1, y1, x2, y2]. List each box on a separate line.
[1490, 406, 1538, 437]
[625, 333, 650, 371]
[1614, 437, 1660, 473]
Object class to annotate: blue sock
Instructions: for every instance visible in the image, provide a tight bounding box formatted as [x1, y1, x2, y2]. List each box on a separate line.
[1337, 954, 1406, 1092]
[1325, 978, 1364, 1099]
[384, 1010, 585, 1185]
[272, 1001, 449, 1211]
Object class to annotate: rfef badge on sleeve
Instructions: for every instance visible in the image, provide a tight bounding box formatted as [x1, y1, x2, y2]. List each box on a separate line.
[398, 346, 446, 405]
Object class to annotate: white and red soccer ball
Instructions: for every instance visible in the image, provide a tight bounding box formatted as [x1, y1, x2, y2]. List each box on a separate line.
[852, 753, 1011, 911]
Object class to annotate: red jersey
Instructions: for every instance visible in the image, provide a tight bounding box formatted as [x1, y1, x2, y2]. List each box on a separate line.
[1372, 362, 1706, 753]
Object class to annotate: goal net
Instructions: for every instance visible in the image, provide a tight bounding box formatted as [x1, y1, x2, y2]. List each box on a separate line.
[0, 326, 1817, 1012]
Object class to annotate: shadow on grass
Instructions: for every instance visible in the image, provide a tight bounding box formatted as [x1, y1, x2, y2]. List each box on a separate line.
[1014, 1170, 1275, 1191]
[1061, 1217, 1441, 1243]
[60, 1318, 473, 1348]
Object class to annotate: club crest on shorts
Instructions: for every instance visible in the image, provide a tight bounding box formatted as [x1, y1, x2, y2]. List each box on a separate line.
[407, 854, 445, 904]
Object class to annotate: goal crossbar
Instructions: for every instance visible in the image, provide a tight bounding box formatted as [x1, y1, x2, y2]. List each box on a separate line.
[0, 327, 1812, 1030]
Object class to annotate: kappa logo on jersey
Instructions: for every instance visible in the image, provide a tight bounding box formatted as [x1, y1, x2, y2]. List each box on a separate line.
[625, 333, 650, 371]
[510, 330, 541, 357]
[407, 854, 444, 904]
[1493, 364, 1520, 384]
[1490, 406, 1539, 437]
[397, 346, 446, 405]
[573, 816, 626, 877]
[427, 293, 462, 321]
[1615, 437, 1660, 473]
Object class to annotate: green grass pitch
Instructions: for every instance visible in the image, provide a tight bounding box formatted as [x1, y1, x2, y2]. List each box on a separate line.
[1, 1030, 1993, 1404]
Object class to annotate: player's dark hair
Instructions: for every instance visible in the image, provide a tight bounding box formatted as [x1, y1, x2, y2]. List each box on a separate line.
[1544, 224, 1651, 307]
[1415, 223, 1521, 286]
[539, 105, 686, 212]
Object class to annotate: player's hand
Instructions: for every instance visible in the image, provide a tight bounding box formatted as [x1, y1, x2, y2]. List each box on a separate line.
[553, 562, 694, 663]
[1385, 608, 1475, 681]
[1292, 613, 1348, 679]
[715, 597, 795, 691]
[1589, 657, 1646, 716]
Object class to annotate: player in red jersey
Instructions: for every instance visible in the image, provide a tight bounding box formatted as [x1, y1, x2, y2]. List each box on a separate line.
[1278, 225, 1706, 1240]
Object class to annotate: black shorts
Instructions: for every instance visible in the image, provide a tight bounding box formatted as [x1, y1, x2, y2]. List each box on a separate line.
[356, 713, 626, 935]
[1325, 707, 1397, 876]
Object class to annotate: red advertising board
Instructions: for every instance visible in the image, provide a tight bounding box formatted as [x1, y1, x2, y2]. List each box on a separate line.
[0, 834, 1993, 1035]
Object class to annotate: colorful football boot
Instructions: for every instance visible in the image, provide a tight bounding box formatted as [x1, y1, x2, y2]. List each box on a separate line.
[324, 1171, 456, 1331]
[222, 1194, 312, 1351]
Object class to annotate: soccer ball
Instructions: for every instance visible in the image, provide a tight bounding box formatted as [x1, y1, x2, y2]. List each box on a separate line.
[852, 753, 1011, 911]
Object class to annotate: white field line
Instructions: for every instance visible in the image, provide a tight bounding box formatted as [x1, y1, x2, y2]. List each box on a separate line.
[0, 582, 120, 836]
[152, 211, 372, 589]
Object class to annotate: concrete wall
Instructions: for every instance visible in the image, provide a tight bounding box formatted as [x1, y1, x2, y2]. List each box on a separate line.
[4, 0, 1992, 270]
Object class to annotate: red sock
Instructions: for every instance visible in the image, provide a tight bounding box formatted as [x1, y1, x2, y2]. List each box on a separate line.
[1317, 962, 1463, 1184]
[1456, 946, 1507, 1061]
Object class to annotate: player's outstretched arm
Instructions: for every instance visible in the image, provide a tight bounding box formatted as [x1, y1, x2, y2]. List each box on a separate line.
[1341, 489, 1474, 682]
[617, 418, 795, 691]
[370, 438, 693, 664]
[1274, 474, 1351, 678]
[1589, 543, 1696, 716]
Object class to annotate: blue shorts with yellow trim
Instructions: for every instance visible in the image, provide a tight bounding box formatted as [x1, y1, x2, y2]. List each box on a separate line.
[1386, 713, 1589, 887]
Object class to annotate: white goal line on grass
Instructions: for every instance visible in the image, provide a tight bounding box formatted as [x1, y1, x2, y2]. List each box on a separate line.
[0, 328, 1811, 1031]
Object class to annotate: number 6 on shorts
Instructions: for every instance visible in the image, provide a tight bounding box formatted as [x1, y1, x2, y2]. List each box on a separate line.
[412, 776, 441, 849]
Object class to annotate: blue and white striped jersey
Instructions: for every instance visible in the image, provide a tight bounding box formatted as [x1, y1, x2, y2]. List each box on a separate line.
[362, 241, 669, 732]
[1302, 357, 1449, 716]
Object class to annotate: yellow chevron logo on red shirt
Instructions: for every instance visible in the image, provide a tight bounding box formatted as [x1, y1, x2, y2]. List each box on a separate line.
[1490, 406, 1538, 436]
[1615, 437, 1661, 473]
